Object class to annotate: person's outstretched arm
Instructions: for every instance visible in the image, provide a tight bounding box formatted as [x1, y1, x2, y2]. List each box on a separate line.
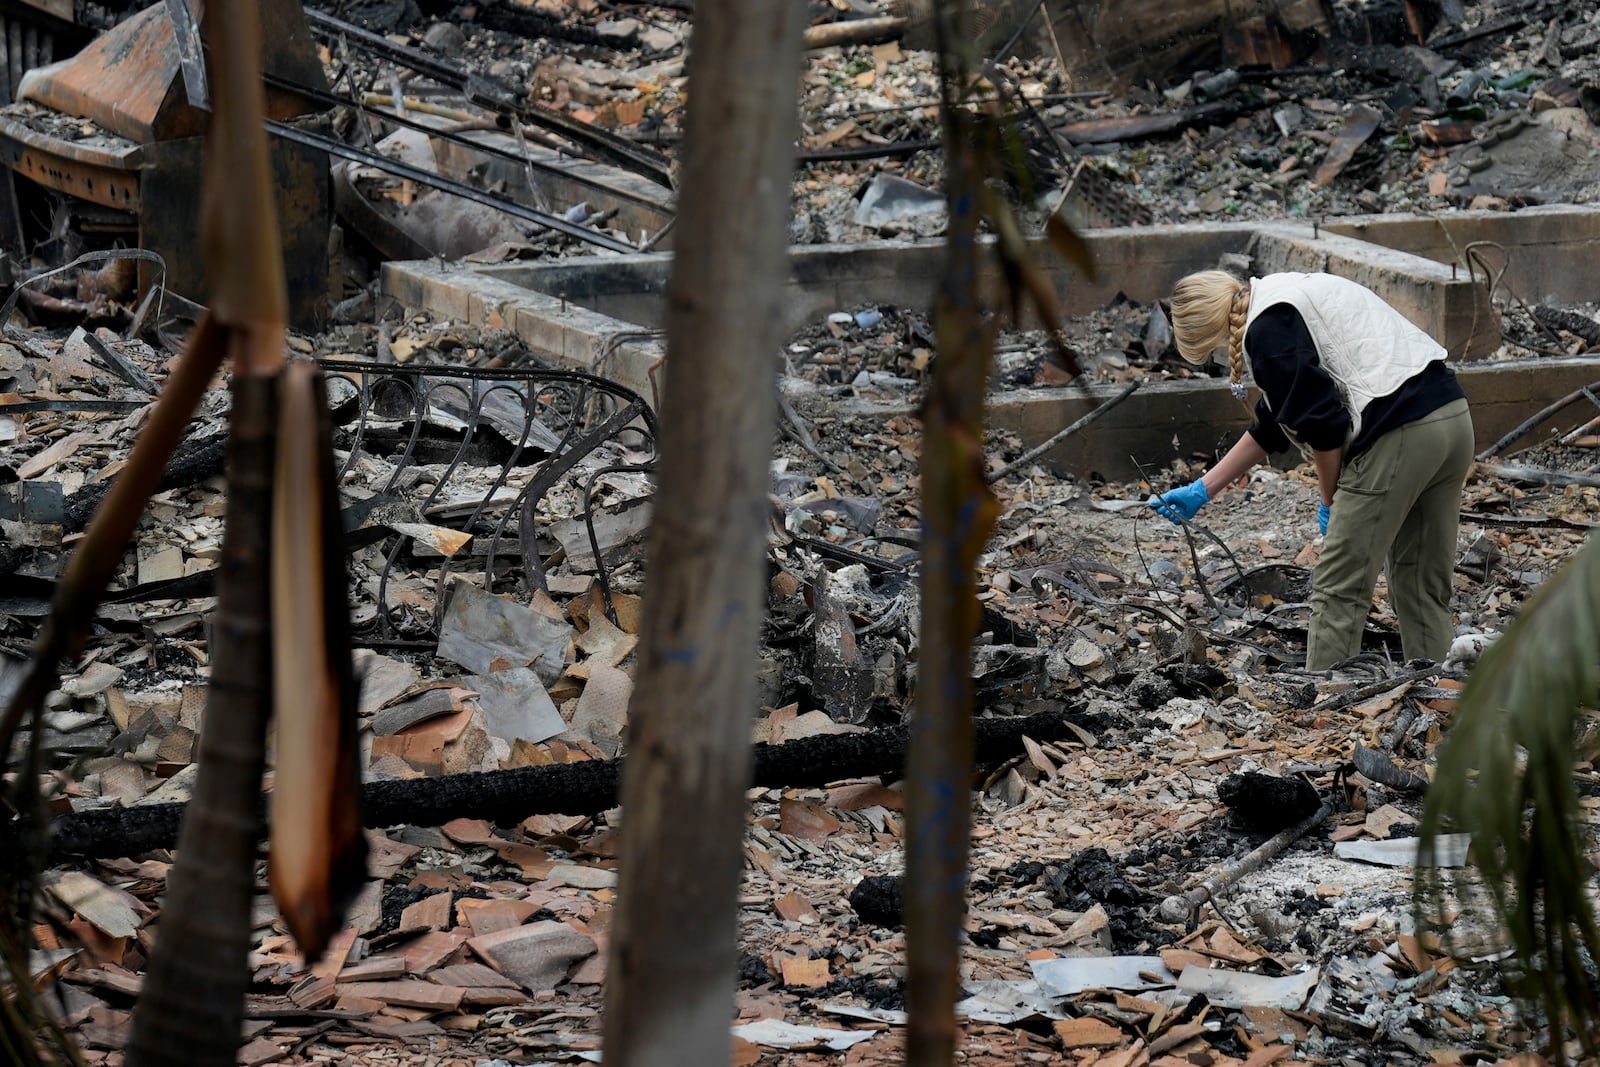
[1150, 432, 1268, 523]
[1202, 433, 1269, 498]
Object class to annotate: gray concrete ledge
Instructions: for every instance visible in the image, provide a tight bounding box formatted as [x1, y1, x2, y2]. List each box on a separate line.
[381, 207, 1600, 479]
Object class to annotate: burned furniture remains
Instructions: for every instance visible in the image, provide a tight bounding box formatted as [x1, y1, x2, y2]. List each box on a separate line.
[325, 358, 659, 648]
[0, 0, 331, 325]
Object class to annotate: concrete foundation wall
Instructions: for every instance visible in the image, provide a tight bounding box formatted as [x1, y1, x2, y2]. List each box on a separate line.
[1326, 204, 1600, 306]
[1256, 228, 1501, 360]
[982, 355, 1600, 480]
[383, 206, 1600, 481]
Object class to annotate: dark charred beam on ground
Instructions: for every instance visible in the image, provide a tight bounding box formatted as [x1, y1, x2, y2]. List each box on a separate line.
[1426, 14, 1525, 52]
[61, 435, 229, 533]
[1053, 101, 1258, 146]
[31, 707, 1092, 861]
[798, 138, 939, 164]
[461, 0, 639, 49]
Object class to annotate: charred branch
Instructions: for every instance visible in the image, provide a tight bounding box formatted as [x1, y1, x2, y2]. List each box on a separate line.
[30, 708, 1089, 862]
[62, 435, 228, 533]
[1053, 102, 1258, 146]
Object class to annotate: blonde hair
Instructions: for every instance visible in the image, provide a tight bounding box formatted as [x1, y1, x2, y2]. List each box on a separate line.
[1170, 270, 1251, 386]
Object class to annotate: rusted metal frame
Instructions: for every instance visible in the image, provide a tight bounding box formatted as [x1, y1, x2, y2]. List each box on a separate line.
[428, 379, 548, 629]
[328, 369, 457, 640]
[509, 388, 656, 595]
[578, 461, 654, 625]
[403, 377, 534, 636]
[371, 379, 428, 496]
[319, 359, 658, 646]
[261, 71, 673, 216]
[267, 119, 638, 253]
[372, 375, 493, 640]
[481, 385, 599, 592]
[302, 6, 674, 188]
[343, 373, 509, 639]
[0, 127, 143, 212]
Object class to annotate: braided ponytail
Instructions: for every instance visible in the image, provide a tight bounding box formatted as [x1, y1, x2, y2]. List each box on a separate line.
[1227, 284, 1250, 387]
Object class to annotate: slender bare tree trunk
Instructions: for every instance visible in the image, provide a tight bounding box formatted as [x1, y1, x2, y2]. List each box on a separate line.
[599, 2, 804, 1065]
[906, 3, 1003, 1063]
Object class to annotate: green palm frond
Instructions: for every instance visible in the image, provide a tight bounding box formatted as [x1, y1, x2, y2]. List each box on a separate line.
[1417, 534, 1600, 1053]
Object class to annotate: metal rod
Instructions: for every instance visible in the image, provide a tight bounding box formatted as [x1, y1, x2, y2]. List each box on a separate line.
[990, 380, 1140, 481]
[1476, 379, 1600, 459]
[266, 120, 639, 253]
[263, 73, 672, 214]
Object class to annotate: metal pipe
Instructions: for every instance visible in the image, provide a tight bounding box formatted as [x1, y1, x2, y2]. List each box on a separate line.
[266, 119, 640, 254]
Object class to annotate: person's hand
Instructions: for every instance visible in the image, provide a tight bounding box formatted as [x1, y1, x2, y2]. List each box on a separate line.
[1317, 501, 1330, 536]
[1149, 479, 1208, 524]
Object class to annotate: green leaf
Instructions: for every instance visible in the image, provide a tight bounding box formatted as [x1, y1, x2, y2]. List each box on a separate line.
[1417, 534, 1600, 1052]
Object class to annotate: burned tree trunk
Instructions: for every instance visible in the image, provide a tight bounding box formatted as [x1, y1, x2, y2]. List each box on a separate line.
[36, 708, 1088, 861]
[598, 2, 805, 1066]
[124, 373, 278, 1067]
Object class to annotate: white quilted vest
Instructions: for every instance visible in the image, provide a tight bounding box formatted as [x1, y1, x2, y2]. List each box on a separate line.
[1243, 272, 1446, 450]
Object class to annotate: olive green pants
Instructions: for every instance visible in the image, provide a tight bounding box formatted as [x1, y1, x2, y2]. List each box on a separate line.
[1307, 398, 1474, 670]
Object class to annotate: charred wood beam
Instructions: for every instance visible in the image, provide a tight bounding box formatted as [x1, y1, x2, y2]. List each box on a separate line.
[61, 435, 228, 533]
[465, 0, 639, 49]
[1053, 102, 1256, 146]
[1427, 14, 1525, 51]
[31, 708, 1088, 862]
[802, 16, 908, 51]
[797, 138, 939, 164]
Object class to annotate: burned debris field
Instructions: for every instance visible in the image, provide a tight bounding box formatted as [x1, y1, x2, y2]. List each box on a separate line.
[3, 0, 1600, 1065]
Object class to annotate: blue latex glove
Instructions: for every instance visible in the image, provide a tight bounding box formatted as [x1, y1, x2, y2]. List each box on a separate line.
[1149, 479, 1209, 524]
[1317, 501, 1331, 536]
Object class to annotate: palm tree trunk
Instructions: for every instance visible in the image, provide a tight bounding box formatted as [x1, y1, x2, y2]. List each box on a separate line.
[598, 1, 804, 1064]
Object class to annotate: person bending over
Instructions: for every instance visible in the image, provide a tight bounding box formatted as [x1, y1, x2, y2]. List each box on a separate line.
[1148, 269, 1473, 670]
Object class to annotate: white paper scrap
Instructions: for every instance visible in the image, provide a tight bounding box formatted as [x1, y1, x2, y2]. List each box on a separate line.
[957, 978, 1068, 1023]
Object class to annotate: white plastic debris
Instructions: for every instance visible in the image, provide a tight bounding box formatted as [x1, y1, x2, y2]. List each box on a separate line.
[1029, 955, 1176, 997]
[854, 174, 946, 229]
[1444, 631, 1497, 669]
[1175, 965, 1320, 1009]
[1333, 833, 1472, 868]
[732, 1019, 878, 1050]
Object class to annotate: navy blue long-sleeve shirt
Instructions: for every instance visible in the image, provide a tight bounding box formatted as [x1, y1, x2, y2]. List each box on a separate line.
[1244, 304, 1465, 461]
